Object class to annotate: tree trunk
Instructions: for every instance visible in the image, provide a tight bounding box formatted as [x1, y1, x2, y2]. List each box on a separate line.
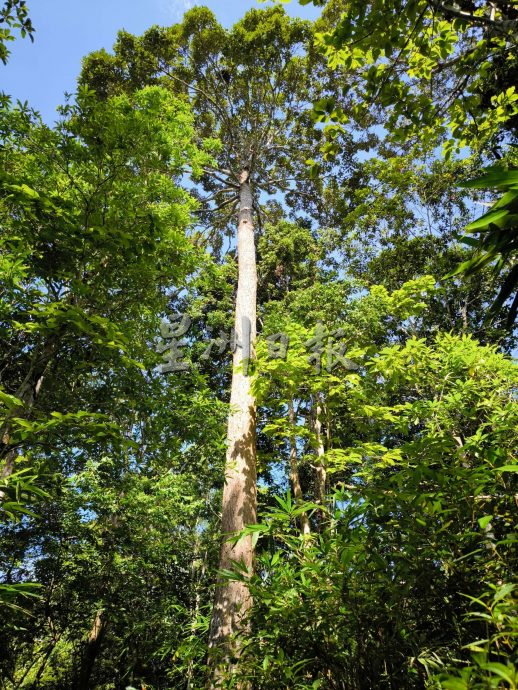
[31, 637, 60, 688]
[208, 170, 257, 686]
[0, 339, 55, 500]
[288, 399, 310, 537]
[75, 610, 106, 690]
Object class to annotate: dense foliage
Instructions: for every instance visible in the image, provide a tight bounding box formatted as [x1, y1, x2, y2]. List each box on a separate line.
[0, 2, 516, 690]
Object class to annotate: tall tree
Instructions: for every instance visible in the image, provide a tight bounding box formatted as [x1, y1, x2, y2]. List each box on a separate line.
[79, 7, 355, 676]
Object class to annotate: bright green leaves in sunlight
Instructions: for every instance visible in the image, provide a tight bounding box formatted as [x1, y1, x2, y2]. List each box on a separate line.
[309, 0, 518, 156]
[0, 82, 213, 623]
[1, 3, 517, 690]
[237, 311, 517, 689]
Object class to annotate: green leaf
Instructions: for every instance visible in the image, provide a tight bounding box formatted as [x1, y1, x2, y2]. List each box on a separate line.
[478, 663, 515, 685]
[460, 170, 518, 189]
[465, 209, 509, 231]
[477, 515, 492, 529]
[493, 583, 515, 603]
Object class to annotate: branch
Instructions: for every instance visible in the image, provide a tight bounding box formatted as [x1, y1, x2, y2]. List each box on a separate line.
[202, 168, 239, 188]
[432, 45, 480, 73]
[160, 65, 238, 142]
[205, 163, 234, 178]
[199, 188, 238, 204]
[198, 196, 238, 215]
[427, 0, 518, 32]
[253, 200, 264, 233]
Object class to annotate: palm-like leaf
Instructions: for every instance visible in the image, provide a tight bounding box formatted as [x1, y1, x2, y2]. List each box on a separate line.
[446, 167, 518, 325]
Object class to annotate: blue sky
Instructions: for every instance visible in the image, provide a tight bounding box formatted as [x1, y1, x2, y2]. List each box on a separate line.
[1, 0, 321, 124]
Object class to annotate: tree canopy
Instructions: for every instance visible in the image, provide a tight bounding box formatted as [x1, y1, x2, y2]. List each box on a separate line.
[0, 3, 516, 690]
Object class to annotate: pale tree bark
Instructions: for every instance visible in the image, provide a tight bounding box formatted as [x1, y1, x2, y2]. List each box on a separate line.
[208, 169, 257, 686]
[288, 398, 310, 537]
[0, 339, 55, 500]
